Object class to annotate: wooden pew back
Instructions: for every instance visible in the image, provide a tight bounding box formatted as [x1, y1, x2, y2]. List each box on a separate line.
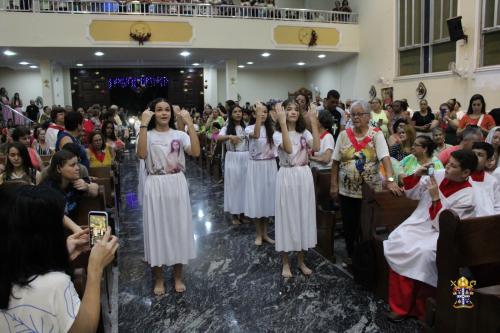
[430, 210, 500, 333]
[312, 168, 336, 260]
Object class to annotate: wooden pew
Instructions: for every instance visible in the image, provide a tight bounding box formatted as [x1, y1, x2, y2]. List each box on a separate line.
[89, 167, 116, 209]
[198, 133, 208, 168]
[312, 168, 336, 261]
[211, 141, 223, 181]
[424, 210, 500, 333]
[360, 183, 419, 301]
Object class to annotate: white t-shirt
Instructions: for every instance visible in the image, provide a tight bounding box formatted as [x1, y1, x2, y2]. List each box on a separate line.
[146, 129, 191, 175]
[220, 125, 249, 152]
[0, 272, 80, 333]
[493, 167, 500, 184]
[310, 131, 335, 170]
[273, 130, 313, 167]
[245, 124, 277, 160]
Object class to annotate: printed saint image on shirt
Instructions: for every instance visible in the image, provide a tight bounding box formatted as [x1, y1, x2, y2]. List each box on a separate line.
[165, 139, 184, 174]
[291, 136, 309, 166]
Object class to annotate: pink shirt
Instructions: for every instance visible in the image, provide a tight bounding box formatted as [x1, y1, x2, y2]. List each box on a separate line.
[438, 145, 459, 166]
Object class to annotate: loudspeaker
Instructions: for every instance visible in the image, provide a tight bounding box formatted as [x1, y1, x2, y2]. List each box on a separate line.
[447, 16, 467, 42]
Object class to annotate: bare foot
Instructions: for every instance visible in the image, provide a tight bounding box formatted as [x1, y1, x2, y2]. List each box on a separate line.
[299, 263, 313, 276]
[262, 235, 275, 244]
[153, 278, 166, 296]
[174, 278, 186, 293]
[232, 218, 241, 225]
[255, 235, 263, 246]
[282, 263, 293, 278]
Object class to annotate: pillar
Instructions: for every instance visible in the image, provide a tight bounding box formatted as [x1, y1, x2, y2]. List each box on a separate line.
[225, 59, 238, 102]
[203, 66, 218, 107]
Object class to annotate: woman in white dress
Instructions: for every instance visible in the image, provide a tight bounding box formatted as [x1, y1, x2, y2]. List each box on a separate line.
[137, 98, 200, 295]
[218, 105, 249, 225]
[273, 99, 320, 278]
[244, 102, 277, 245]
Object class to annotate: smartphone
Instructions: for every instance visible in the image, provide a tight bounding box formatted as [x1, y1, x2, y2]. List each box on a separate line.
[425, 164, 435, 176]
[89, 211, 108, 246]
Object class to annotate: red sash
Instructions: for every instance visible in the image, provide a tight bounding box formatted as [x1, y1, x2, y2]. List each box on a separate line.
[320, 130, 330, 140]
[48, 124, 65, 131]
[90, 146, 106, 163]
[346, 127, 379, 152]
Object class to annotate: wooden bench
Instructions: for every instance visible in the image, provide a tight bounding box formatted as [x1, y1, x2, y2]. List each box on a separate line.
[424, 210, 500, 333]
[312, 168, 336, 261]
[360, 183, 419, 301]
[198, 133, 208, 168]
[210, 141, 223, 181]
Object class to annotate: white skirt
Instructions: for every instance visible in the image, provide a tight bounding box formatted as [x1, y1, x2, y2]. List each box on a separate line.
[143, 173, 196, 267]
[137, 159, 146, 205]
[224, 151, 249, 215]
[244, 159, 277, 218]
[275, 166, 317, 252]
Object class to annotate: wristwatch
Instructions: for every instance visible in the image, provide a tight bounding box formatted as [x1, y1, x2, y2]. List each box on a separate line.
[387, 177, 395, 183]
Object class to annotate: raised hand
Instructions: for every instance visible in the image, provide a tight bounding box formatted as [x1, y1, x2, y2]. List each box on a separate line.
[179, 109, 193, 125]
[276, 104, 286, 123]
[309, 103, 318, 118]
[172, 105, 182, 117]
[427, 175, 439, 201]
[141, 108, 154, 126]
[89, 227, 119, 271]
[67, 228, 90, 261]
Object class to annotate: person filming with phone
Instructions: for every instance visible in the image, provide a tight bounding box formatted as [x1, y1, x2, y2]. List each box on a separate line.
[0, 184, 118, 332]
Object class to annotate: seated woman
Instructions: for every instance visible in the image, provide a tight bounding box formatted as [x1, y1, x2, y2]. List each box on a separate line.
[12, 126, 43, 171]
[383, 150, 478, 322]
[56, 111, 90, 170]
[39, 150, 99, 233]
[387, 118, 408, 147]
[0, 142, 40, 185]
[432, 127, 451, 156]
[87, 131, 114, 169]
[389, 124, 415, 161]
[0, 184, 118, 333]
[32, 128, 52, 156]
[102, 120, 125, 153]
[399, 135, 444, 185]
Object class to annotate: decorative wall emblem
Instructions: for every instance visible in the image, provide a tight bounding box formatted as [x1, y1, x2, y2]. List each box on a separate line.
[298, 28, 318, 47]
[416, 82, 427, 99]
[130, 22, 152, 45]
[369, 85, 377, 99]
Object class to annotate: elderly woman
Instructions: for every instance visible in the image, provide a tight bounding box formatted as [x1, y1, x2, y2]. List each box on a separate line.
[330, 100, 402, 266]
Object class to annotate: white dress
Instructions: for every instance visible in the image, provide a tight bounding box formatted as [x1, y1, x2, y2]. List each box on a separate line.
[143, 129, 196, 267]
[383, 170, 475, 287]
[469, 170, 500, 216]
[0, 272, 80, 333]
[244, 124, 278, 218]
[221, 125, 249, 215]
[273, 130, 317, 252]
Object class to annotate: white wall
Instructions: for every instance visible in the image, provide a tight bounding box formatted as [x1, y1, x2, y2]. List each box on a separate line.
[276, 0, 305, 8]
[0, 68, 43, 106]
[216, 68, 307, 103]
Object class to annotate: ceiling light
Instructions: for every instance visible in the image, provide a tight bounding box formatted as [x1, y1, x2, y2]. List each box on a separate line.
[94, 51, 104, 56]
[192, 63, 200, 66]
[76, 63, 84, 67]
[180, 51, 191, 57]
[261, 52, 271, 57]
[246, 61, 254, 65]
[19, 61, 29, 65]
[180, 70, 185, 74]
[3, 50, 17, 56]
[29, 65, 38, 69]
[297, 62, 306, 66]
[238, 65, 245, 69]
[318, 54, 326, 59]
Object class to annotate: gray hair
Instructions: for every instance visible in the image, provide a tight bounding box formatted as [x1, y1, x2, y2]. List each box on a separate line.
[350, 100, 371, 115]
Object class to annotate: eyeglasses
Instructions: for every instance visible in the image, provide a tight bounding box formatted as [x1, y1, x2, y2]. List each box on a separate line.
[351, 112, 370, 118]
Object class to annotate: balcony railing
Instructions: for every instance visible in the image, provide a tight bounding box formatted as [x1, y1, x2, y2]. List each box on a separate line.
[0, 0, 358, 24]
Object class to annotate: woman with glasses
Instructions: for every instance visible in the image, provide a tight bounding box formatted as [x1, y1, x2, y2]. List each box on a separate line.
[399, 136, 444, 185]
[330, 100, 402, 267]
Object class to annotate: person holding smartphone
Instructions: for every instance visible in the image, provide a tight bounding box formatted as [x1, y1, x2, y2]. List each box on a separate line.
[0, 185, 118, 333]
[137, 98, 200, 295]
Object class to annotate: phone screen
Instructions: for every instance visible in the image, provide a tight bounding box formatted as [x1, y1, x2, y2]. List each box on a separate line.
[89, 212, 108, 246]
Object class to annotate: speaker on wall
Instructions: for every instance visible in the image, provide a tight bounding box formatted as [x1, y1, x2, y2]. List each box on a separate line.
[447, 16, 468, 42]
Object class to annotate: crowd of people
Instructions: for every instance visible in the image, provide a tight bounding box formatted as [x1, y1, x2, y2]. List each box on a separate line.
[1, 86, 500, 330]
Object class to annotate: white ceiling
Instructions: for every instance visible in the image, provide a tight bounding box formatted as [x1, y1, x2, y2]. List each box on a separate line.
[0, 47, 356, 71]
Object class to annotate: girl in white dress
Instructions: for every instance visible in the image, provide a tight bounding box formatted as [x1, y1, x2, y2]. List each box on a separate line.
[273, 99, 320, 278]
[137, 98, 200, 295]
[244, 102, 277, 245]
[218, 105, 249, 225]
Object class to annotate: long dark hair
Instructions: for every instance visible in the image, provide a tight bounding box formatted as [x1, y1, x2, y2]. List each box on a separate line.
[415, 135, 436, 158]
[43, 149, 77, 186]
[249, 104, 274, 145]
[226, 105, 245, 136]
[0, 185, 69, 309]
[147, 98, 177, 131]
[3, 142, 34, 182]
[275, 98, 307, 133]
[467, 94, 486, 115]
[102, 120, 117, 141]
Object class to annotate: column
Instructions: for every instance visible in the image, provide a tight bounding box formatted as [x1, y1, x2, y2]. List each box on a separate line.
[39, 60, 53, 107]
[225, 59, 238, 102]
[203, 66, 218, 107]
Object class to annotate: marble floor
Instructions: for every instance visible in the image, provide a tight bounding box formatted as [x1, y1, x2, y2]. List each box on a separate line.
[117, 154, 420, 333]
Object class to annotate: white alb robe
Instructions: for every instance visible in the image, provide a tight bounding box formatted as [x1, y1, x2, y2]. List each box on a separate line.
[383, 170, 475, 287]
[470, 170, 500, 217]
